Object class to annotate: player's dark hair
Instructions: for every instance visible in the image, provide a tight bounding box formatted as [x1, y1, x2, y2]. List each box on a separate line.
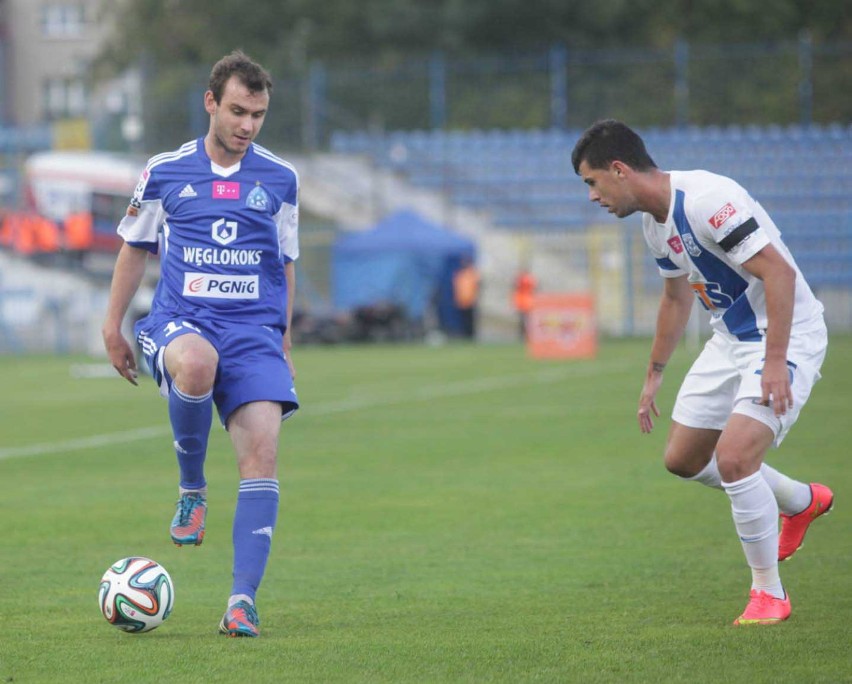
[571, 119, 657, 174]
[208, 50, 273, 103]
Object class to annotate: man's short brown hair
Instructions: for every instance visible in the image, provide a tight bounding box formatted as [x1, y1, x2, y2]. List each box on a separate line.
[208, 50, 272, 104]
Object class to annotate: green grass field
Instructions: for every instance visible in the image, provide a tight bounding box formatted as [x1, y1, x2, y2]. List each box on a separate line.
[1, 337, 850, 683]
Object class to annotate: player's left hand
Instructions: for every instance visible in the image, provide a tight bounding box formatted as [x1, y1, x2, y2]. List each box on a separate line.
[760, 358, 793, 416]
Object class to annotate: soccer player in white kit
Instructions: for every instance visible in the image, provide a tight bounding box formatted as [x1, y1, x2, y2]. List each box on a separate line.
[103, 51, 299, 637]
[571, 120, 833, 625]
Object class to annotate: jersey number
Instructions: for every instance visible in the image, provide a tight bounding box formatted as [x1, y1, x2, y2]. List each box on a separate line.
[163, 320, 201, 337]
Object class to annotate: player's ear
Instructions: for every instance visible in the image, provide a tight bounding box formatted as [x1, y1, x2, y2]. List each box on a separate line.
[610, 160, 633, 178]
[203, 90, 217, 115]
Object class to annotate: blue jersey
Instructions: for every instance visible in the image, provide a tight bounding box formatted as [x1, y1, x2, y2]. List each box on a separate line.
[118, 138, 299, 330]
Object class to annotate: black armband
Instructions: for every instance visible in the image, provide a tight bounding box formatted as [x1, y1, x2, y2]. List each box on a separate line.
[719, 217, 759, 252]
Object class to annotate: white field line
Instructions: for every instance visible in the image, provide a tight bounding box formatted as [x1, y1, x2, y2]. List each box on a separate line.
[0, 426, 171, 461]
[307, 360, 628, 415]
[0, 360, 631, 461]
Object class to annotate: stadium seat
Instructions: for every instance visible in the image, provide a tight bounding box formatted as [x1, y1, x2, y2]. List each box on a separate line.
[329, 125, 852, 275]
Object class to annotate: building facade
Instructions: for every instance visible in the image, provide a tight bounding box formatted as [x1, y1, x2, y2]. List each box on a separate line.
[0, 0, 107, 127]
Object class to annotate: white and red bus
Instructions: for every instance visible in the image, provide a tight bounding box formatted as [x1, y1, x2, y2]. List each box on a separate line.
[22, 150, 144, 252]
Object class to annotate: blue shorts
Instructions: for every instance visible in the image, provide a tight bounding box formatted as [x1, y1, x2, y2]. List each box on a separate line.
[135, 315, 299, 427]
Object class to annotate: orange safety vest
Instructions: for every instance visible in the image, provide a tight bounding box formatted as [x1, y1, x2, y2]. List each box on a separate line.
[13, 214, 36, 254]
[512, 272, 537, 312]
[32, 215, 60, 252]
[64, 212, 94, 250]
[3, 212, 61, 254]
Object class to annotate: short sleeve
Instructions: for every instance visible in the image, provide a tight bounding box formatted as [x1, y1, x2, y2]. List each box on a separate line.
[116, 166, 165, 252]
[689, 185, 769, 265]
[275, 197, 299, 262]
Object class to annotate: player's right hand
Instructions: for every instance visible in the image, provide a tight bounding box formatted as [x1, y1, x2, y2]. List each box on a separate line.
[103, 332, 138, 386]
[638, 373, 663, 433]
[638, 399, 660, 434]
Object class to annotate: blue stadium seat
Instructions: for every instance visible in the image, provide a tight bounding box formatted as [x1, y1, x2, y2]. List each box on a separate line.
[330, 125, 852, 248]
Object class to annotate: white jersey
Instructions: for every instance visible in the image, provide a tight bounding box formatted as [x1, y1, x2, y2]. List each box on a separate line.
[643, 170, 824, 341]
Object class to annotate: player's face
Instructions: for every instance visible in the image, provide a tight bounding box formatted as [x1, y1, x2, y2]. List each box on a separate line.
[578, 160, 639, 219]
[205, 76, 269, 163]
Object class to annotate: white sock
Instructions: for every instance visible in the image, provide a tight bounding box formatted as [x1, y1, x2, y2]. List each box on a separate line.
[683, 454, 811, 515]
[751, 568, 785, 598]
[759, 464, 811, 515]
[682, 456, 723, 489]
[228, 593, 254, 608]
[179, 486, 208, 497]
[722, 471, 784, 599]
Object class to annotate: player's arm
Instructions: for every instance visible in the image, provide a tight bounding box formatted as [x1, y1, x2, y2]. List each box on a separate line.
[639, 275, 694, 433]
[742, 243, 796, 415]
[102, 243, 149, 385]
[283, 260, 296, 378]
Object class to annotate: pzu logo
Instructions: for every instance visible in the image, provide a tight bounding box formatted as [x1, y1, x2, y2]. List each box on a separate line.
[691, 282, 734, 311]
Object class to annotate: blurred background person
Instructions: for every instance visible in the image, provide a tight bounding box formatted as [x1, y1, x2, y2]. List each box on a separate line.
[452, 256, 481, 339]
[512, 267, 537, 341]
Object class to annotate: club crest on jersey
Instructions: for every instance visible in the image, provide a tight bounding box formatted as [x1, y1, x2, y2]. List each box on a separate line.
[667, 236, 684, 254]
[709, 202, 737, 229]
[212, 218, 238, 245]
[246, 184, 269, 212]
[682, 233, 702, 257]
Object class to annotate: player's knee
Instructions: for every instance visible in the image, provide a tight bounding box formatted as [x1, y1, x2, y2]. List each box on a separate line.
[664, 459, 695, 478]
[663, 448, 699, 478]
[173, 353, 217, 392]
[714, 453, 753, 483]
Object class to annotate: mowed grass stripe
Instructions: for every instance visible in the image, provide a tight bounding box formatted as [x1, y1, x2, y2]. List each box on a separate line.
[0, 357, 631, 461]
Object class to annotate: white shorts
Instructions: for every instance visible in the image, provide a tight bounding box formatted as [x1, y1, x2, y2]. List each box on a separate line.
[672, 323, 827, 447]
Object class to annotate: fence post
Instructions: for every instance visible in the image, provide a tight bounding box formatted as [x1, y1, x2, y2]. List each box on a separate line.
[303, 60, 326, 150]
[188, 85, 207, 137]
[674, 39, 689, 127]
[549, 43, 568, 130]
[429, 51, 446, 130]
[798, 30, 813, 127]
[0, 35, 6, 125]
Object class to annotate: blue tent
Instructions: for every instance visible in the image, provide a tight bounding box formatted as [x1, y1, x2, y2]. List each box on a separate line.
[331, 209, 476, 330]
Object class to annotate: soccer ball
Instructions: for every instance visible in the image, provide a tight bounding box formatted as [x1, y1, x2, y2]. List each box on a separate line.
[98, 557, 174, 633]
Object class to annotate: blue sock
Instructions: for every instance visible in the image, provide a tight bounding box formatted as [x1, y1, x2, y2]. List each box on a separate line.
[231, 479, 280, 601]
[168, 386, 213, 490]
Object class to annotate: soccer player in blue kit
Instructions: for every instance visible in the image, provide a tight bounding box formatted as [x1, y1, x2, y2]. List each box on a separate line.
[102, 51, 299, 637]
[572, 120, 833, 626]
